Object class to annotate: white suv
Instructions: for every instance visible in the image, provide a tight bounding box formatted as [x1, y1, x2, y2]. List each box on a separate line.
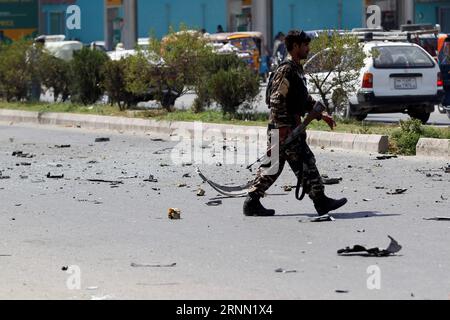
[305, 41, 445, 123]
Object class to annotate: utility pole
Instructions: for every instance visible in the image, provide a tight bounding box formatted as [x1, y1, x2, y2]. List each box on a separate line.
[122, 0, 137, 50]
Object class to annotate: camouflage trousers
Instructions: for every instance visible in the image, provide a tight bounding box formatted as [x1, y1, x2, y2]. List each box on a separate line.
[248, 133, 324, 200]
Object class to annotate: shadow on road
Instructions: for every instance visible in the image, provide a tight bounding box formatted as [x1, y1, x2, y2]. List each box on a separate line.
[271, 211, 401, 219]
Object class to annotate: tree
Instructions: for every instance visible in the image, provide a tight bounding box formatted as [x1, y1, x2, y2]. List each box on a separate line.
[102, 58, 135, 110]
[304, 31, 367, 117]
[209, 66, 260, 115]
[147, 26, 214, 110]
[38, 52, 71, 102]
[70, 47, 109, 105]
[0, 40, 34, 102]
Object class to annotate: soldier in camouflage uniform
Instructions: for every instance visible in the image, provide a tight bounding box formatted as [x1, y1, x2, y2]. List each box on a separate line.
[244, 30, 348, 217]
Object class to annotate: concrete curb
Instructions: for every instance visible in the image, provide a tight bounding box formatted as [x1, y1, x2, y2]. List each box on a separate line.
[416, 138, 450, 159]
[0, 109, 391, 153]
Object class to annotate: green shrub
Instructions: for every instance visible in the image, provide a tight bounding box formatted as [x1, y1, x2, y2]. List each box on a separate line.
[70, 47, 109, 105]
[193, 53, 246, 113]
[38, 52, 71, 102]
[391, 119, 423, 155]
[0, 40, 36, 101]
[102, 58, 134, 110]
[209, 66, 260, 115]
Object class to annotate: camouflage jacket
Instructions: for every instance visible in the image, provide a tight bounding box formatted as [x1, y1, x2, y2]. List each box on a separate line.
[268, 55, 316, 128]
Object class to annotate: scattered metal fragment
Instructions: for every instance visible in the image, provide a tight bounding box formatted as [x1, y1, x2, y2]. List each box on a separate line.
[152, 187, 161, 191]
[46, 173, 64, 179]
[182, 173, 191, 178]
[335, 290, 350, 294]
[95, 138, 110, 143]
[275, 268, 297, 274]
[321, 175, 343, 185]
[375, 155, 398, 160]
[87, 179, 123, 185]
[150, 138, 164, 142]
[143, 175, 158, 183]
[283, 185, 293, 192]
[206, 200, 222, 206]
[363, 198, 373, 202]
[131, 262, 176, 268]
[0, 173, 11, 180]
[55, 145, 71, 148]
[17, 162, 31, 166]
[197, 188, 206, 196]
[153, 147, 173, 155]
[338, 236, 402, 257]
[168, 208, 181, 220]
[310, 215, 335, 223]
[357, 229, 366, 233]
[177, 183, 187, 188]
[61, 266, 69, 271]
[12, 151, 34, 158]
[423, 217, 450, 221]
[387, 189, 408, 195]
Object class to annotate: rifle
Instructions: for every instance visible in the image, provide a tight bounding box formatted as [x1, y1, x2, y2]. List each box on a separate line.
[247, 101, 326, 170]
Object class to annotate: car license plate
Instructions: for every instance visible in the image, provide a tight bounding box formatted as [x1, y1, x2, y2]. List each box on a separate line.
[394, 78, 417, 90]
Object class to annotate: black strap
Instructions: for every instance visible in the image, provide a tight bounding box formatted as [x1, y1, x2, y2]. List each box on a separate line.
[294, 136, 308, 201]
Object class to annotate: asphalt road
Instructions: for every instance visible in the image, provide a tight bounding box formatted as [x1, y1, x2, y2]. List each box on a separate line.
[1, 122, 449, 300]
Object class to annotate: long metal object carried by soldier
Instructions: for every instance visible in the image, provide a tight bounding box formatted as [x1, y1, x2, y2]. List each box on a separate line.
[247, 101, 327, 170]
[197, 102, 326, 197]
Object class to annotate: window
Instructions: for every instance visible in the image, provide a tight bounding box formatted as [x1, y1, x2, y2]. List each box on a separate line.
[373, 46, 435, 69]
[48, 12, 64, 35]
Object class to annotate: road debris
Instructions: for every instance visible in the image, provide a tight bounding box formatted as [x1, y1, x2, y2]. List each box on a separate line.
[95, 138, 110, 143]
[335, 290, 350, 294]
[177, 183, 187, 188]
[46, 173, 64, 179]
[275, 268, 297, 274]
[283, 185, 293, 192]
[338, 236, 402, 257]
[168, 208, 181, 220]
[363, 198, 373, 202]
[307, 215, 335, 223]
[387, 189, 408, 195]
[0, 172, 10, 180]
[143, 175, 158, 183]
[17, 162, 31, 166]
[206, 200, 222, 206]
[197, 188, 206, 196]
[423, 217, 450, 221]
[375, 155, 398, 160]
[55, 145, 71, 148]
[12, 151, 34, 158]
[87, 179, 123, 185]
[321, 175, 343, 185]
[131, 262, 177, 268]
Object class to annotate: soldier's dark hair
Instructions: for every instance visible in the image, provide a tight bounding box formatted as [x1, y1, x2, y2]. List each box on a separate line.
[285, 30, 311, 51]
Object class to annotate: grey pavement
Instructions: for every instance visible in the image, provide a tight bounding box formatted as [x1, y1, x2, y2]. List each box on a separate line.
[0, 122, 449, 300]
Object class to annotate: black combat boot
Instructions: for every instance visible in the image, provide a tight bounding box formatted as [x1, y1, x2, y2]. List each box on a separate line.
[313, 193, 348, 216]
[243, 194, 276, 217]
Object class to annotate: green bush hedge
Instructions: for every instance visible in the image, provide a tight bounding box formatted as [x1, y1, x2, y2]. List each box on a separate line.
[70, 47, 109, 105]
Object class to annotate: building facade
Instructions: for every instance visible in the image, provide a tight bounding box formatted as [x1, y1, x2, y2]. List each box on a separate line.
[1, 0, 449, 47]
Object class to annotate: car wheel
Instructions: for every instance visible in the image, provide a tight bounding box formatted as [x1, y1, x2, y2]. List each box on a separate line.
[437, 104, 446, 114]
[408, 111, 431, 124]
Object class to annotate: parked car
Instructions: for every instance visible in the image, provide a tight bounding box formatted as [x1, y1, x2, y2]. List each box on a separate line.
[305, 41, 445, 123]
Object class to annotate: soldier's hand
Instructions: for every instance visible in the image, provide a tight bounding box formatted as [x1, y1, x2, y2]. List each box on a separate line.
[322, 114, 336, 130]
